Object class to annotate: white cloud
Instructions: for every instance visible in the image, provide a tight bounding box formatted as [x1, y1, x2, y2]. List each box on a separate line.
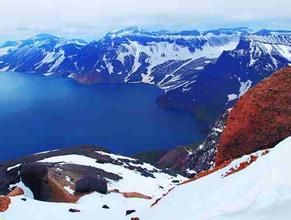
[0, 0, 290, 41]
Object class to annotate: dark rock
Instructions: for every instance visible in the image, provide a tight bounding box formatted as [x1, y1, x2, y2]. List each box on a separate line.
[96, 159, 105, 164]
[20, 163, 51, 201]
[0, 165, 21, 195]
[21, 198, 27, 201]
[102, 205, 110, 209]
[171, 180, 180, 183]
[75, 177, 107, 194]
[126, 210, 136, 216]
[124, 164, 155, 178]
[20, 163, 80, 203]
[60, 163, 121, 182]
[69, 208, 80, 213]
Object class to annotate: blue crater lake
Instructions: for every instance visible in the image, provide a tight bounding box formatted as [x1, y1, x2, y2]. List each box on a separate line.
[0, 72, 208, 161]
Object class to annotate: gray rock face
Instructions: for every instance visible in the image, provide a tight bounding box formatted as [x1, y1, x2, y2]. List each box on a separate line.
[156, 110, 229, 177]
[20, 163, 52, 201]
[75, 177, 107, 194]
[185, 110, 229, 174]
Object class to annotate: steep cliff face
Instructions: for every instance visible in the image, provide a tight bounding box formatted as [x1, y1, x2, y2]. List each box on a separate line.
[216, 67, 291, 165]
[158, 32, 291, 123]
[156, 111, 228, 176]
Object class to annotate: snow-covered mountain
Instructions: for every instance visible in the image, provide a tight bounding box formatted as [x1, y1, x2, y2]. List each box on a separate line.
[0, 27, 246, 90]
[159, 30, 291, 122]
[1, 27, 290, 123]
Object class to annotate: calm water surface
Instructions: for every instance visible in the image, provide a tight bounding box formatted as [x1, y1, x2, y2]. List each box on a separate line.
[0, 72, 208, 161]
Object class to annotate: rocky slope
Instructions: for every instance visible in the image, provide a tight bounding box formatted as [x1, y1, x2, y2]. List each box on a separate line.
[216, 67, 291, 164]
[156, 111, 228, 177]
[157, 66, 291, 176]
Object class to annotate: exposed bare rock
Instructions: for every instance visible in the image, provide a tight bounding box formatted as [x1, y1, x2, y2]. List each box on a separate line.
[68, 208, 80, 213]
[102, 205, 110, 209]
[20, 162, 112, 202]
[122, 192, 152, 200]
[216, 67, 291, 165]
[7, 186, 24, 197]
[0, 196, 11, 212]
[75, 177, 107, 194]
[126, 209, 136, 216]
[156, 110, 228, 176]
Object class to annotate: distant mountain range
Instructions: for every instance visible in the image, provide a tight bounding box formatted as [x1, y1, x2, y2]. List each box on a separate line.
[1, 27, 290, 122]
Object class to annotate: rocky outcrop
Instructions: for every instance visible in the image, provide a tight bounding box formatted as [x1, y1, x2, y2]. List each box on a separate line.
[0, 165, 20, 195]
[20, 162, 113, 202]
[121, 192, 152, 200]
[75, 177, 107, 194]
[184, 111, 229, 174]
[1, 145, 179, 205]
[0, 196, 10, 212]
[216, 67, 291, 165]
[7, 186, 24, 197]
[156, 147, 191, 174]
[156, 111, 228, 176]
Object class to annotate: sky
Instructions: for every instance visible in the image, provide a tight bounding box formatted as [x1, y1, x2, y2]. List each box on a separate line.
[0, 0, 291, 42]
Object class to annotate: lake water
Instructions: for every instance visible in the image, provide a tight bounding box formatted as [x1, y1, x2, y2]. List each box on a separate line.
[0, 72, 208, 161]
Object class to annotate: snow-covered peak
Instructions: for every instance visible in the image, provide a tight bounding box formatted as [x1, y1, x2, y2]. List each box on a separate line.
[107, 26, 245, 43]
[255, 29, 291, 36]
[203, 27, 251, 36]
[108, 26, 146, 37]
[33, 33, 60, 41]
[238, 32, 291, 48]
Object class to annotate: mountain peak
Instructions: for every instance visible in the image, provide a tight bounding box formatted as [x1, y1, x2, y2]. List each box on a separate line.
[255, 29, 291, 36]
[33, 33, 60, 41]
[203, 27, 251, 36]
[109, 26, 144, 36]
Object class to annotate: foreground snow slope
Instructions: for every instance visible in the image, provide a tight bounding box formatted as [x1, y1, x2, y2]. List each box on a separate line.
[140, 137, 291, 220]
[1, 149, 185, 220]
[1, 137, 290, 220]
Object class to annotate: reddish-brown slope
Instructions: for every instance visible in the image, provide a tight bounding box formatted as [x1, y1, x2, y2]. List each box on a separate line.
[216, 67, 291, 165]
